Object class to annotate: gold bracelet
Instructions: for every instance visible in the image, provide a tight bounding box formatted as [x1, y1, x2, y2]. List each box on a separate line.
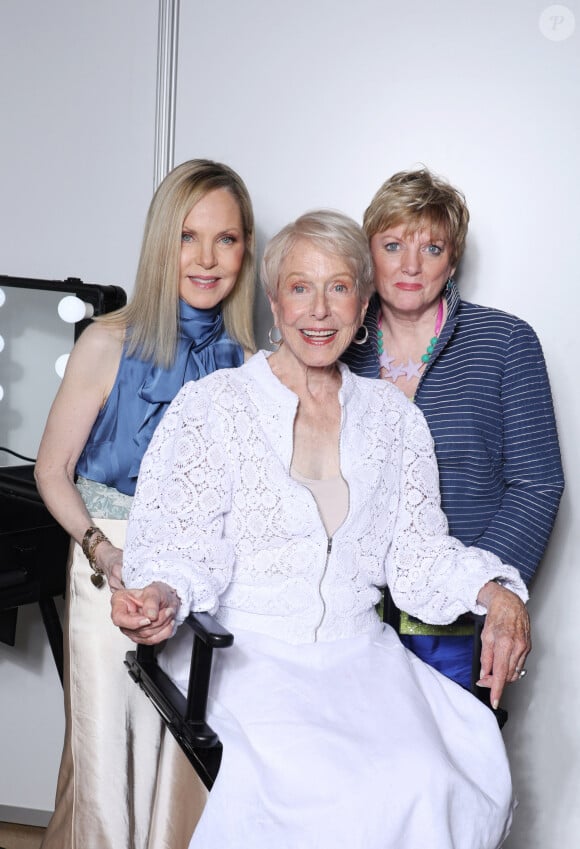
[81, 526, 111, 588]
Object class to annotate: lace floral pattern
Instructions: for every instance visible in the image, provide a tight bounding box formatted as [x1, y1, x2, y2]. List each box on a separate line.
[123, 352, 527, 644]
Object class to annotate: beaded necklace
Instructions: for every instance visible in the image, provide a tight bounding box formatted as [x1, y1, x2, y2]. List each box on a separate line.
[377, 298, 444, 383]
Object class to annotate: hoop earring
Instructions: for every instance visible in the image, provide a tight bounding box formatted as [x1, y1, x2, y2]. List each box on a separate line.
[353, 324, 369, 346]
[268, 325, 283, 348]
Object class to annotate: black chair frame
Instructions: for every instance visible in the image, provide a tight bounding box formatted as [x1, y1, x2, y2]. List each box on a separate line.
[125, 611, 233, 790]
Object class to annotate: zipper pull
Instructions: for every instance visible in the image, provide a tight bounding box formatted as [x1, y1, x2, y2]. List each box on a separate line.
[327, 537, 332, 554]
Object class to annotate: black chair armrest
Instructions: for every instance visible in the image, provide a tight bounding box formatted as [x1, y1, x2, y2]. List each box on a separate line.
[125, 610, 233, 789]
[186, 611, 234, 646]
[381, 585, 401, 633]
[470, 613, 486, 687]
[470, 613, 508, 728]
[182, 612, 233, 728]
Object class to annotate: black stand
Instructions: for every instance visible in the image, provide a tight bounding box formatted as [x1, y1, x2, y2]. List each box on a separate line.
[0, 465, 70, 684]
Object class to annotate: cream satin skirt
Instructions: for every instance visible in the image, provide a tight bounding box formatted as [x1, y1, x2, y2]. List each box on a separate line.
[40, 518, 207, 849]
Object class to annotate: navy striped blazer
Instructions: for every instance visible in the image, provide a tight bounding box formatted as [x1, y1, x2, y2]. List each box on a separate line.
[341, 281, 564, 586]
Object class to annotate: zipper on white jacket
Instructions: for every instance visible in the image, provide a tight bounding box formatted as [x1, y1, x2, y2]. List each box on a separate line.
[314, 536, 333, 641]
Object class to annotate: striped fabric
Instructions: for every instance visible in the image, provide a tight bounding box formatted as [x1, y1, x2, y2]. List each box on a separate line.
[342, 281, 564, 586]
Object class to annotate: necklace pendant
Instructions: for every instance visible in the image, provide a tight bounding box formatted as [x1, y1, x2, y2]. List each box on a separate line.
[377, 300, 442, 378]
[403, 358, 422, 379]
[90, 571, 105, 588]
[389, 363, 407, 382]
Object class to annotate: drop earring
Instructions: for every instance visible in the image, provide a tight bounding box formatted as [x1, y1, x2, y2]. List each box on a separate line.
[268, 325, 283, 348]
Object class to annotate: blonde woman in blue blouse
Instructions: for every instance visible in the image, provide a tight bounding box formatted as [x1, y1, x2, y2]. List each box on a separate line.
[35, 159, 256, 849]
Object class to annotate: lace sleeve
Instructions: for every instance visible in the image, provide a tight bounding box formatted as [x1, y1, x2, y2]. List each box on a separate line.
[122, 382, 235, 623]
[386, 404, 528, 623]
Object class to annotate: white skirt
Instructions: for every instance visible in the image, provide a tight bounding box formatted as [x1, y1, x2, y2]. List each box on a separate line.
[162, 621, 514, 849]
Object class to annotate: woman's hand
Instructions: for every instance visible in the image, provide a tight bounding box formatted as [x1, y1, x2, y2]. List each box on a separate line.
[110, 581, 180, 645]
[476, 581, 531, 709]
[92, 541, 125, 591]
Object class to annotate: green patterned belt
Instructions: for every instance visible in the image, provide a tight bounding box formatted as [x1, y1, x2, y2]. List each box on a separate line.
[398, 611, 475, 637]
[76, 476, 133, 520]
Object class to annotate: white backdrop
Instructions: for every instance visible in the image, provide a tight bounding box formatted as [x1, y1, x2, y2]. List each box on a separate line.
[0, 1, 578, 845]
[173, 3, 579, 847]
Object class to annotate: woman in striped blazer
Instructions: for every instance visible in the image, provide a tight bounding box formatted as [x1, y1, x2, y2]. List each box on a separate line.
[341, 167, 564, 690]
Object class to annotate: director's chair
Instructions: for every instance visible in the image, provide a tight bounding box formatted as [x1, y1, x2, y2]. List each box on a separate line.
[125, 588, 504, 791]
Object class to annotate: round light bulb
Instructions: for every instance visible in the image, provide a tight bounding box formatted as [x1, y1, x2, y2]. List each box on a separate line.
[0, 385, 4, 401]
[55, 354, 70, 378]
[0, 334, 4, 353]
[57, 296, 94, 323]
[0, 288, 5, 307]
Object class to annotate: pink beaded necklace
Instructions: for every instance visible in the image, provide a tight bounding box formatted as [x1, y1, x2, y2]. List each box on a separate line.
[377, 298, 444, 383]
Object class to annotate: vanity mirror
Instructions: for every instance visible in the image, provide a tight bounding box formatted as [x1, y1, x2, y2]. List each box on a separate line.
[0, 275, 126, 678]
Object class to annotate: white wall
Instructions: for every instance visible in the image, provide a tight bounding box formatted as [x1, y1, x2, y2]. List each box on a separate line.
[173, 2, 579, 848]
[0, 0, 158, 819]
[0, 0, 158, 287]
[1, 0, 578, 845]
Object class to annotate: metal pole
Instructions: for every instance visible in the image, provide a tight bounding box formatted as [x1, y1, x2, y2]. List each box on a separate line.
[153, 0, 180, 190]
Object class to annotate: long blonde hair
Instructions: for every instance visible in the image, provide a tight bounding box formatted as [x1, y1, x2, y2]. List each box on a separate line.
[102, 159, 256, 367]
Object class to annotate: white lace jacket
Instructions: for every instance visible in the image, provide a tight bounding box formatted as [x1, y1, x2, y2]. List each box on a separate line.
[123, 351, 527, 644]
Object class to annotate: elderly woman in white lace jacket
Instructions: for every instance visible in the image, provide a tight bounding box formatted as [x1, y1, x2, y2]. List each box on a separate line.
[112, 210, 530, 849]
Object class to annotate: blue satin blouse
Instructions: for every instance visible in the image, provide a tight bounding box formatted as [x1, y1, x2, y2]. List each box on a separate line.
[75, 300, 244, 496]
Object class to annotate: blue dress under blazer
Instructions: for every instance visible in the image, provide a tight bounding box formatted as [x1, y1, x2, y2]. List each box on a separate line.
[341, 280, 564, 687]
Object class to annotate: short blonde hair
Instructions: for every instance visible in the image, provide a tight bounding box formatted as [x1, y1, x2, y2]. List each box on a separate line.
[363, 168, 470, 267]
[102, 159, 255, 367]
[261, 210, 374, 303]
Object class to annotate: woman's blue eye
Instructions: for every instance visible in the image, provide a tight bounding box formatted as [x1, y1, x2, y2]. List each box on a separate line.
[384, 242, 400, 252]
[219, 235, 236, 246]
[181, 232, 193, 243]
[425, 244, 443, 256]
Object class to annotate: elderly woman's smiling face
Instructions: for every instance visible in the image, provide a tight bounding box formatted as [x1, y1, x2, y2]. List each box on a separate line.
[269, 238, 367, 371]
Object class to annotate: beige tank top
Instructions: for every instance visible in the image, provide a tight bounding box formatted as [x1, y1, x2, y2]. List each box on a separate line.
[291, 467, 349, 538]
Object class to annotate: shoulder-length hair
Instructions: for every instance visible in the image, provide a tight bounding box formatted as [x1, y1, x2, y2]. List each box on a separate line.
[102, 159, 256, 367]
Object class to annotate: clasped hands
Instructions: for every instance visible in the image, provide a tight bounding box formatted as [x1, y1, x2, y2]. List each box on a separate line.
[111, 581, 180, 644]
